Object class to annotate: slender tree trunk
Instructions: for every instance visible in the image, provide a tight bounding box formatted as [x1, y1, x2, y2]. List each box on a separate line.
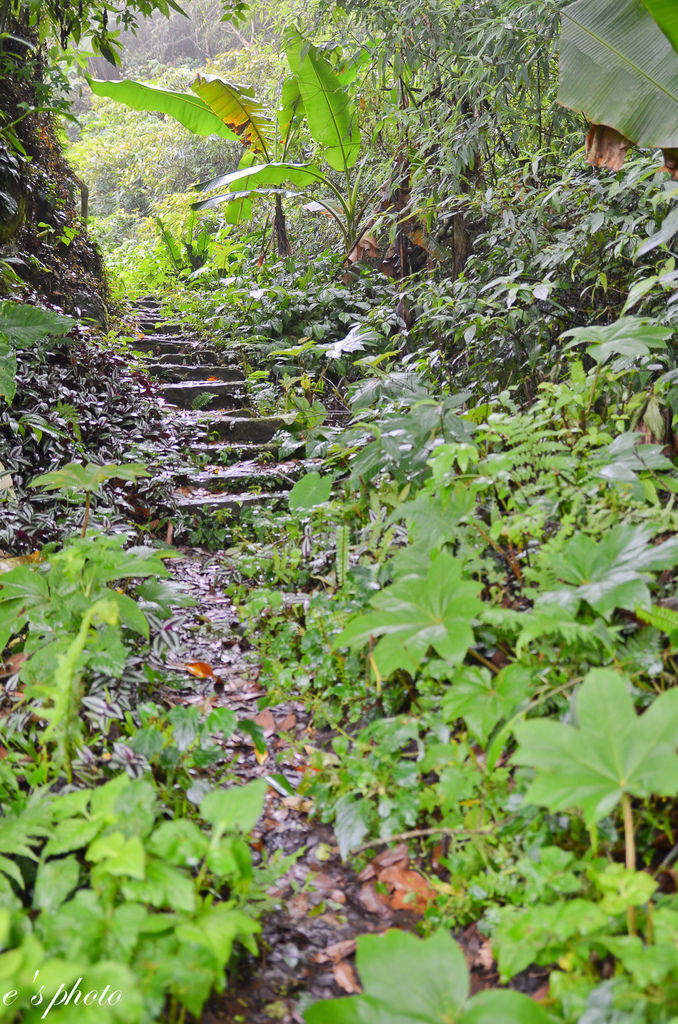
[274, 195, 291, 258]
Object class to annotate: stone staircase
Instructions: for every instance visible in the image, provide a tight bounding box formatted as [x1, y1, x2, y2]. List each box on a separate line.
[130, 298, 302, 523]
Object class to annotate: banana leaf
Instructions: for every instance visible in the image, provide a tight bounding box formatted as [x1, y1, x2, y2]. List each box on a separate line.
[193, 161, 324, 199]
[286, 28, 360, 171]
[277, 75, 304, 146]
[87, 77, 239, 142]
[191, 75, 274, 157]
[191, 159, 320, 214]
[558, 0, 678, 149]
[641, 0, 678, 52]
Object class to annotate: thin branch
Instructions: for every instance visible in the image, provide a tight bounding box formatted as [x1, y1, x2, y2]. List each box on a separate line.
[352, 825, 494, 855]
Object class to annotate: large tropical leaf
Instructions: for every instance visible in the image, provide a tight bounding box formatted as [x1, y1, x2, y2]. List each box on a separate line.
[641, 0, 678, 52]
[514, 668, 678, 826]
[277, 74, 304, 146]
[191, 161, 324, 212]
[558, 0, 678, 149]
[87, 77, 239, 142]
[286, 28, 360, 171]
[190, 75, 274, 157]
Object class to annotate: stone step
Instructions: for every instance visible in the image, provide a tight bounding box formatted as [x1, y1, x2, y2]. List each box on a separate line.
[160, 380, 247, 410]
[135, 318, 185, 335]
[131, 337, 191, 355]
[207, 414, 288, 444]
[174, 488, 288, 516]
[146, 363, 245, 383]
[176, 459, 303, 494]
[196, 441, 280, 463]
[149, 350, 222, 365]
[165, 409, 288, 443]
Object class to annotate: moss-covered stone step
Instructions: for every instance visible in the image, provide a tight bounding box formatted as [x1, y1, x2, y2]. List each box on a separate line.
[160, 380, 247, 410]
[146, 363, 245, 383]
[166, 409, 287, 443]
[174, 488, 288, 515]
[195, 441, 280, 463]
[134, 318, 185, 335]
[176, 459, 303, 494]
[147, 349, 222, 365]
[130, 337, 192, 355]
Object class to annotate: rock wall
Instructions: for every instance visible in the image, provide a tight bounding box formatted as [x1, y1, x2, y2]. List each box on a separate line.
[0, 35, 109, 325]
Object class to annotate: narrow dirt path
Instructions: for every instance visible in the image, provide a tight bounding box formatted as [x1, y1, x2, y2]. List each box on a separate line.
[128, 300, 424, 1022]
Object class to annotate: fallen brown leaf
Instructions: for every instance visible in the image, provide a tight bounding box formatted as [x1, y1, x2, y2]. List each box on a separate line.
[254, 708, 276, 736]
[185, 661, 216, 679]
[312, 939, 357, 965]
[333, 961, 361, 994]
[358, 882, 391, 916]
[378, 865, 438, 914]
[277, 712, 297, 732]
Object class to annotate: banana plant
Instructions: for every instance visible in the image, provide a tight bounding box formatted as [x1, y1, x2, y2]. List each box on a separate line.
[88, 29, 374, 254]
[558, 0, 678, 176]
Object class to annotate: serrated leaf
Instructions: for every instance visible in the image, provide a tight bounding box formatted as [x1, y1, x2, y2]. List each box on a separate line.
[200, 778, 267, 836]
[337, 553, 482, 677]
[0, 301, 74, 344]
[514, 668, 678, 826]
[541, 523, 678, 617]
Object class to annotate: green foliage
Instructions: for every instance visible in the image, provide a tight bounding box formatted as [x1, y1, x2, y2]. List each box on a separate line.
[304, 930, 549, 1024]
[88, 76, 240, 141]
[288, 470, 332, 510]
[337, 553, 483, 678]
[558, 0, 678, 148]
[0, 301, 73, 404]
[515, 669, 678, 826]
[0, 532, 181, 775]
[0, 773, 266, 1022]
[31, 461, 150, 495]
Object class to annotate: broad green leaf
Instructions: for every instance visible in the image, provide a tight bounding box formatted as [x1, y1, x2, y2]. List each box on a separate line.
[640, 0, 678, 52]
[541, 523, 678, 617]
[30, 461, 149, 495]
[192, 161, 323, 211]
[514, 668, 678, 826]
[558, 0, 678, 148]
[33, 855, 79, 911]
[277, 73, 304, 143]
[87, 831, 146, 879]
[441, 665, 533, 745]
[289, 471, 332, 510]
[462, 990, 551, 1024]
[146, 819, 208, 866]
[286, 28, 360, 171]
[176, 904, 259, 964]
[0, 338, 16, 404]
[337, 553, 482, 677]
[304, 930, 549, 1024]
[107, 590, 149, 639]
[200, 778, 267, 837]
[191, 75, 273, 156]
[637, 204, 678, 256]
[121, 856, 195, 911]
[0, 301, 74, 344]
[88, 77, 240, 141]
[561, 316, 671, 365]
